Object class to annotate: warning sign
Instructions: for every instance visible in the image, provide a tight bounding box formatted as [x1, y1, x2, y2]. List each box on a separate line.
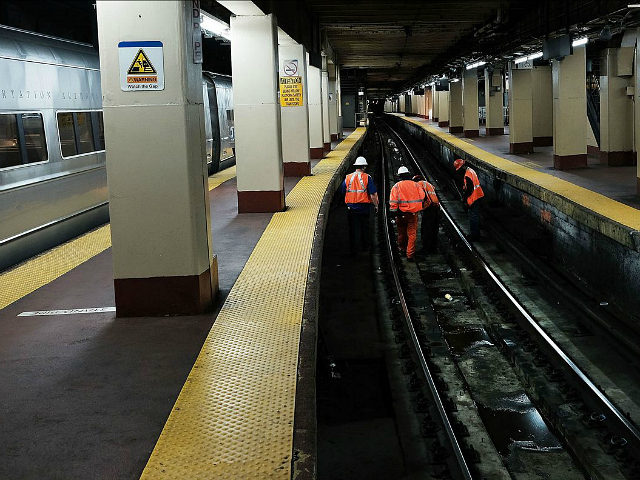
[279, 76, 303, 107]
[118, 41, 165, 91]
[127, 50, 156, 74]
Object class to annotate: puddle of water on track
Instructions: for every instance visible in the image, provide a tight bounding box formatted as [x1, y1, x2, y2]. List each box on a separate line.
[444, 327, 494, 356]
[477, 400, 563, 456]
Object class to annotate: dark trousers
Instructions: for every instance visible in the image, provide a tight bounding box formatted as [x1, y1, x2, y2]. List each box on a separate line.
[421, 204, 440, 253]
[469, 200, 481, 239]
[347, 209, 370, 253]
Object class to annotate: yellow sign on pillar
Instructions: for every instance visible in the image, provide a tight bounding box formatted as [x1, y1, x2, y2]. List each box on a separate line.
[279, 76, 303, 107]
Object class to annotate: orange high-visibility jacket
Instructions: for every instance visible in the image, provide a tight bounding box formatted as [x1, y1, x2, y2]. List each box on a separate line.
[390, 180, 426, 213]
[417, 180, 439, 208]
[464, 168, 484, 206]
[345, 171, 372, 204]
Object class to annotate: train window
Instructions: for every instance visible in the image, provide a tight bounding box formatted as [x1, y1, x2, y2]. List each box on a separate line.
[0, 114, 21, 168]
[57, 112, 77, 157]
[91, 111, 105, 150]
[21, 113, 47, 163]
[74, 112, 95, 154]
[226, 109, 233, 123]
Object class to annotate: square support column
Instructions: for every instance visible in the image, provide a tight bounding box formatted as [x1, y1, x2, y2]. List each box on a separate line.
[449, 81, 463, 133]
[552, 45, 587, 169]
[484, 68, 504, 135]
[432, 84, 440, 122]
[600, 47, 634, 166]
[279, 43, 311, 177]
[532, 65, 553, 146]
[462, 69, 479, 137]
[508, 66, 534, 154]
[634, 32, 640, 193]
[307, 61, 324, 159]
[96, 0, 217, 316]
[321, 58, 331, 151]
[437, 90, 449, 127]
[328, 63, 339, 141]
[231, 13, 285, 212]
[426, 87, 432, 119]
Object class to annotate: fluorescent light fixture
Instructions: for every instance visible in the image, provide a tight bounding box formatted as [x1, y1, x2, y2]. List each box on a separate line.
[465, 60, 486, 70]
[527, 51, 543, 60]
[450, 78, 460, 82]
[358, 91, 364, 96]
[572, 36, 588, 47]
[514, 56, 528, 64]
[201, 11, 231, 41]
[628, 4, 640, 7]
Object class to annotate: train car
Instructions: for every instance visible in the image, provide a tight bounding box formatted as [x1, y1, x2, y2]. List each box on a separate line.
[0, 25, 234, 271]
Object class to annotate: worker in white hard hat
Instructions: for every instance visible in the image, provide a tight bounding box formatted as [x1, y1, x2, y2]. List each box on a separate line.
[341, 156, 379, 254]
[389, 166, 426, 260]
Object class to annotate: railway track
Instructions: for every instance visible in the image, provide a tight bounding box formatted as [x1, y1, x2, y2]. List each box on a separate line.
[373, 118, 640, 479]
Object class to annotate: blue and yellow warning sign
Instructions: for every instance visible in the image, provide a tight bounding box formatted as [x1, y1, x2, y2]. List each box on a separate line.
[118, 41, 165, 91]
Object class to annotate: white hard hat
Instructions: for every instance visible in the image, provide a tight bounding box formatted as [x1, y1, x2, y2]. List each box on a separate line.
[354, 156, 368, 166]
[397, 166, 410, 175]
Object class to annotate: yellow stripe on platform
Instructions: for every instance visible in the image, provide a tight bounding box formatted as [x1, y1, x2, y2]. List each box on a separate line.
[400, 115, 640, 231]
[0, 167, 236, 311]
[208, 165, 236, 190]
[140, 128, 366, 480]
[0, 225, 112, 310]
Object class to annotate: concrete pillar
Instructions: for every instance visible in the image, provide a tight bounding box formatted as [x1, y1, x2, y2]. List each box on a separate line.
[432, 84, 440, 122]
[328, 63, 339, 141]
[437, 90, 449, 127]
[508, 66, 534, 154]
[531, 65, 553, 146]
[484, 68, 504, 135]
[96, 0, 216, 316]
[600, 47, 635, 165]
[462, 69, 480, 137]
[336, 66, 343, 136]
[449, 81, 463, 133]
[552, 45, 587, 169]
[231, 13, 284, 211]
[321, 57, 330, 151]
[634, 33, 640, 194]
[278, 42, 311, 176]
[411, 93, 419, 116]
[418, 92, 425, 117]
[426, 87, 432, 119]
[307, 60, 324, 159]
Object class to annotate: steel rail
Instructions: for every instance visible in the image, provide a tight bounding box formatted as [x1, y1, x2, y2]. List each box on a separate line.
[382, 117, 640, 456]
[377, 123, 473, 480]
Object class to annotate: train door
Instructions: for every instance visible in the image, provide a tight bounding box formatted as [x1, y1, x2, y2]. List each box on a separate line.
[202, 81, 213, 170]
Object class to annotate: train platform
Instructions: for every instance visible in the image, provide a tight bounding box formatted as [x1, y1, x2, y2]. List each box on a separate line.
[0, 128, 365, 479]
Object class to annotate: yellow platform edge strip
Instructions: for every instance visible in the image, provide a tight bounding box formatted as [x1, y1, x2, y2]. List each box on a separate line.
[0, 166, 237, 311]
[396, 114, 640, 232]
[139, 129, 366, 480]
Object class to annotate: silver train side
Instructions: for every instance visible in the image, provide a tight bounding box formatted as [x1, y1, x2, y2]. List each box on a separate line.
[0, 26, 234, 271]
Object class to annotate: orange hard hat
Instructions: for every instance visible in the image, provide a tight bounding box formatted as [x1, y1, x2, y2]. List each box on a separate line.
[453, 158, 465, 170]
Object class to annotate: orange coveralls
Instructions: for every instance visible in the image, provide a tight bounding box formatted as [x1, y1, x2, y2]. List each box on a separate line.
[389, 180, 426, 259]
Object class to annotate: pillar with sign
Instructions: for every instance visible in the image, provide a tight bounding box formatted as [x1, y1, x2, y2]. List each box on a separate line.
[484, 68, 504, 135]
[508, 65, 534, 154]
[96, 0, 217, 316]
[279, 43, 311, 176]
[230, 12, 285, 211]
[328, 62, 339, 141]
[462, 68, 479, 137]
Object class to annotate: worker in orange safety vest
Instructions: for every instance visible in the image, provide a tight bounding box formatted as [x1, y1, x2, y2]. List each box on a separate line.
[389, 166, 426, 261]
[341, 156, 379, 254]
[453, 158, 484, 240]
[413, 174, 440, 253]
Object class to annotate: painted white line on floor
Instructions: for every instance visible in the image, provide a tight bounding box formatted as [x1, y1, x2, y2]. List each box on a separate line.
[18, 307, 116, 317]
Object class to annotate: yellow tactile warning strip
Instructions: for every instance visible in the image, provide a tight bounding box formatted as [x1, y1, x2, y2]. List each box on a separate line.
[398, 114, 640, 232]
[208, 165, 237, 191]
[139, 128, 366, 480]
[0, 167, 236, 312]
[0, 225, 112, 310]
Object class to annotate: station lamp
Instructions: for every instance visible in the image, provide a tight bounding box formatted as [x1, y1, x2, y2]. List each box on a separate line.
[466, 61, 486, 70]
[201, 11, 231, 41]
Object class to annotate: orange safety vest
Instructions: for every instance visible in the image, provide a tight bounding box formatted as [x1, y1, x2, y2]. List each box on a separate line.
[464, 168, 484, 206]
[390, 180, 426, 213]
[418, 180, 439, 208]
[345, 171, 372, 204]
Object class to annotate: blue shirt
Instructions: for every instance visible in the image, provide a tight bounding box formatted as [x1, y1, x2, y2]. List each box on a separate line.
[341, 172, 377, 214]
